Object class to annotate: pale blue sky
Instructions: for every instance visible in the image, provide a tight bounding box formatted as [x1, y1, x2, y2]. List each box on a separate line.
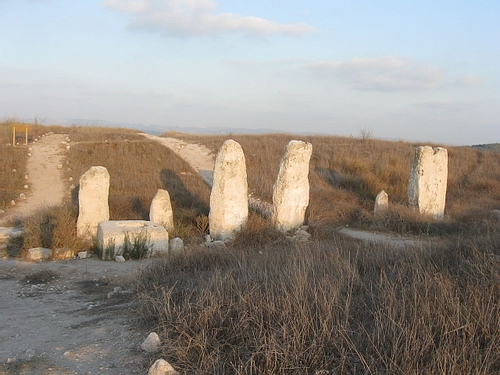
[1, 0, 498, 145]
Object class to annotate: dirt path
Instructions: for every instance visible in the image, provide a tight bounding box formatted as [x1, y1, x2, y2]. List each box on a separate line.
[140, 133, 215, 186]
[0, 258, 153, 375]
[0, 134, 68, 226]
[0, 134, 153, 374]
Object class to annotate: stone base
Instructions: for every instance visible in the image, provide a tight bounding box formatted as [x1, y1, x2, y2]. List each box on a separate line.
[97, 220, 169, 260]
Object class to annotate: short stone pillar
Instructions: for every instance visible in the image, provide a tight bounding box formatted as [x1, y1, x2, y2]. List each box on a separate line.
[149, 189, 174, 233]
[77, 166, 110, 239]
[374, 190, 389, 216]
[209, 140, 248, 241]
[408, 146, 448, 219]
[272, 140, 313, 232]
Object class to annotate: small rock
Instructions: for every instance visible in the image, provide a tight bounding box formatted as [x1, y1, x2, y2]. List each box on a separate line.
[68, 177, 73, 182]
[26, 247, 52, 262]
[115, 255, 126, 263]
[11, 169, 16, 173]
[66, 145, 70, 150]
[24, 174, 29, 180]
[148, 359, 179, 375]
[10, 200, 15, 206]
[141, 332, 161, 353]
[169, 237, 184, 253]
[57, 163, 63, 170]
[0, 209, 5, 215]
[77, 251, 88, 259]
[23, 184, 29, 189]
[19, 193, 26, 200]
[27, 153, 32, 157]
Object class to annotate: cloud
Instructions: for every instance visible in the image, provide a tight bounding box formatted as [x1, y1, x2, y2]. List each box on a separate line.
[412, 99, 478, 111]
[456, 74, 484, 87]
[102, 0, 315, 37]
[308, 56, 446, 91]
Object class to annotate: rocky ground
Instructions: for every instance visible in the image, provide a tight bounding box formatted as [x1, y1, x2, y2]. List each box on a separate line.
[0, 134, 161, 375]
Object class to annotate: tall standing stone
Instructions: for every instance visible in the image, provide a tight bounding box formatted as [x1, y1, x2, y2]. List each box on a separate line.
[209, 140, 248, 241]
[272, 140, 313, 232]
[374, 190, 389, 216]
[77, 166, 110, 239]
[408, 146, 448, 219]
[149, 189, 174, 233]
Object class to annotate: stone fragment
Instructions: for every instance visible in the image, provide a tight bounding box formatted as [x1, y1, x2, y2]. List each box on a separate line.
[141, 332, 161, 353]
[77, 166, 110, 239]
[26, 247, 52, 262]
[169, 237, 184, 253]
[272, 140, 313, 232]
[115, 255, 126, 263]
[97, 220, 168, 260]
[374, 190, 389, 216]
[148, 359, 179, 375]
[149, 189, 174, 232]
[209, 140, 248, 241]
[77, 251, 88, 259]
[408, 146, 448, 219]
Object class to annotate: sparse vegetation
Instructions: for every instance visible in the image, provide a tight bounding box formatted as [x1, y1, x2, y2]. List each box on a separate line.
[1, 122, 500, 373]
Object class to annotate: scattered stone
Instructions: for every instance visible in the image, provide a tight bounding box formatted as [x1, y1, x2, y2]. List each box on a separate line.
[65, 145, 70, 150]
[19, 193, 26, 200]
[57, 163, 63, 170]
[27, 153, 32, 157]
[97, 220, 169, 260]
[408, 146, 448, 219]
[24, 174, 29, 180]
[77, 251, 88, 259]
[26, 247, 52, 262]
[272, 140, 313, 232]
[68, 177, 73, 182]
[10, 200, 15, 206]
[77, 166, 110, 239]
[0, 209, 5, 215]
[23, 184, 29, 189]
[490, 209, 500, 220]
[374, 190, 389, 216]
[169, 237, 184, 253]
[141, 332, 161, 353]
[11, 169, 16, 173]
[115, 255, 126, 263]
[148, 359, 179, 375]
[209, 140, 248, 241]
[149, 189, 175, 233]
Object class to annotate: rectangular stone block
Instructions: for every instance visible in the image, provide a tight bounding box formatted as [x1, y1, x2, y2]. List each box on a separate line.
[97, 220, 169, 260]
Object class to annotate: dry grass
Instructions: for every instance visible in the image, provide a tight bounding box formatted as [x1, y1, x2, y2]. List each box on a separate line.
[3, 124, 500, 373]
[135, 222, 500, 374]
[163, 132, 500, 233]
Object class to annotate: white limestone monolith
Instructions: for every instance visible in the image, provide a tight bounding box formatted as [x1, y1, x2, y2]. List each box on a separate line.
[272, 140, 313, 232]
[209, 140, 248, 241]
[374, 190, 389, 216]
[408, 146, 448, 219]
[77, 166, 110, 239]
[149, 189, 174, 233]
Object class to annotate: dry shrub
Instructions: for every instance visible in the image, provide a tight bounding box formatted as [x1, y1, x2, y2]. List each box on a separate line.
[136, 224, 500, 374]
[16, 205, 86, 257]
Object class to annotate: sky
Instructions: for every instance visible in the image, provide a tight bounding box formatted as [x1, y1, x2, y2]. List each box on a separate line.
[1, 0, 499, 145]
